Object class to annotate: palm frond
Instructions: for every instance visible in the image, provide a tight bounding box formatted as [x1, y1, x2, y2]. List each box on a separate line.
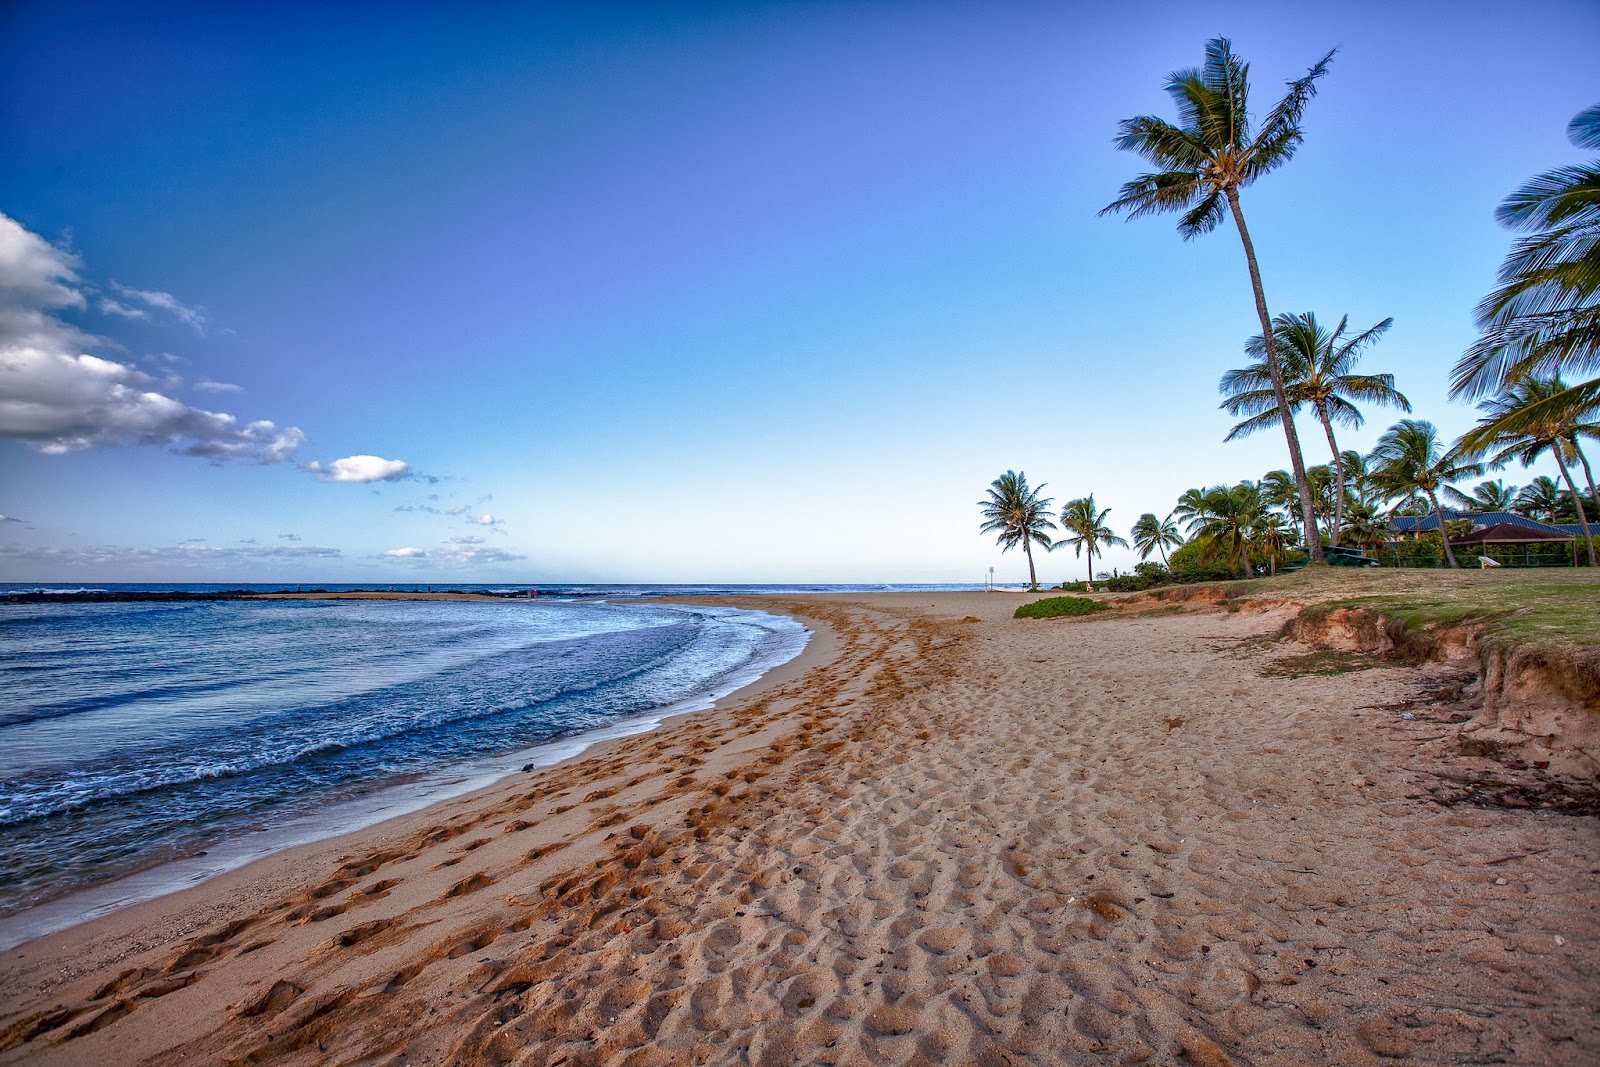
[1571, 103, 1600, 150]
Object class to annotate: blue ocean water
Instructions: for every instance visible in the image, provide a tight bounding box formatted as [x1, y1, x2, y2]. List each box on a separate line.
[0, 595, 811, 938]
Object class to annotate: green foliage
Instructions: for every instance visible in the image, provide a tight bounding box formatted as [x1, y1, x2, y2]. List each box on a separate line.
[1014, 596, 1111, 620]
[1167, 537, 1244, 582]
[1134, 561, 1169, 579]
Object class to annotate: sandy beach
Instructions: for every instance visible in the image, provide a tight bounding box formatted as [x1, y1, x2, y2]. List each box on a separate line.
[1, 591, 1595, 1066]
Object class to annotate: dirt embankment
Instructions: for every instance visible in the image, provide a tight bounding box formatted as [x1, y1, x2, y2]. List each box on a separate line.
[1283, 605, 1600, 779]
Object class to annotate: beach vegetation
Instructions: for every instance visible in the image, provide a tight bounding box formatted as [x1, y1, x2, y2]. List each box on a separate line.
[978, 470, 1056, 589]
[1130, 511, 1183, 566]
[1056, 495, 1130, 588]
[1014, 596, 1111, 620]
[1368, 419, 1483, 568]
[1451, 103, 1600, 408]
[1455, 375, 1599, 564]
[1103, 37, 1337, 564]
[1220, 311, 1410, 545]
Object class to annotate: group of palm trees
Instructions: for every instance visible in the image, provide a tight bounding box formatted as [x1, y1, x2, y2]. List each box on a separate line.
[978, 474, 1128, 588]
[980, 39, 1598, 582]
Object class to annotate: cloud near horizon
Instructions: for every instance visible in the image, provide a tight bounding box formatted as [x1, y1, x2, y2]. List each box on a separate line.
[0, 540, 343, 570]
[378, 541, 525, 565]
[304, 455, 411, 483]
[0, 212, 305, 462]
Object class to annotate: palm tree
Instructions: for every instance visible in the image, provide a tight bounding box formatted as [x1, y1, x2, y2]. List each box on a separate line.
[1057, 495, 1130, 589]
[978, 470, 1056, 588]
[1103, 38, 1336, 564]
[1452, 104, 1600, 403]
[1190, 482, 1265, 578]
[1130, 512, 1183, 566]
[1455, 376, 1597, 564]
[1257, 469, 1298, 515]
[1341, 502, 1392, 556]
[1220, 312, 1410, 545]
[1444, 479, 1518, 513]
[1171, 487, 1216, 533]
[1516, 475, 1564, 521]
[1251, 510, 1297, 576]
[1369, 420, 1483, 569]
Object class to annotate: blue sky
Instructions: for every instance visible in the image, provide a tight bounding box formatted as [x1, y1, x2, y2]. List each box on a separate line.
[2, 1, 1597, 584]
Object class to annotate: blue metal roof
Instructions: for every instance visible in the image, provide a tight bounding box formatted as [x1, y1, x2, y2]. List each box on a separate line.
[1389, 510, 1574, 537]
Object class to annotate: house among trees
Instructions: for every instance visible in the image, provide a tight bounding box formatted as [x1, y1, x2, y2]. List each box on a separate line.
[1388, 509, 1591, 566]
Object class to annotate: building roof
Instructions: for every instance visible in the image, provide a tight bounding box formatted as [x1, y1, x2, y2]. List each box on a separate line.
[1450, 522, 1575, 545]
[1390, 510, 1572, 537]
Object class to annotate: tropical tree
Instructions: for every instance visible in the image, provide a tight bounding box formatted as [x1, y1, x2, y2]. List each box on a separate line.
[1455, 376, 1597, 564]
[1220, 311, 1410, 544]
[1369, 420, 1483, 569]
[1257, 469, 1298, 515]
[1130, 511, 1183, 566]
[1057, 495, 1130, 588]
[1451, 104, 1600, 409]
[1189, 482, 1265, 578]
[978, 470, 1056, 588]
[1172, 487, 1216, 533]
[1444, 479, 1519, 512]
[1102, 38, 1336, 563]
[1515, 475, 1564, 521]
[1341, 502, 1392, 555]
[1251, 510, 1297, 576]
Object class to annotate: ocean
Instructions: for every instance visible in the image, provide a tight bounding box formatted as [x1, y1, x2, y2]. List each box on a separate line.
[0, 589, 885, 947]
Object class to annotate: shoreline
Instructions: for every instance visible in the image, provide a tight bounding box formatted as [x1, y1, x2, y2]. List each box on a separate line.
[0, 599, 827, 953]
[3, 591, 1595, 1065]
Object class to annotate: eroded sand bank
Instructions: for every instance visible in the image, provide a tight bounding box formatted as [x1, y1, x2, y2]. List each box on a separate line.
[2, 592, 1595, 1066]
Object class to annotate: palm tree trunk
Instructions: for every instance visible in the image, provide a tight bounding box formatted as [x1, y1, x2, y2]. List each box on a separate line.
[1316, 401, 1344, 547]
[1086, 546, 1094, 589]
[1225, 190, 1324, 564]
[1553, 453, 1597, 566]
[1575, 439, 1599, 520]
[1023, 538, 1038, 588]
[1425, 490, 1460, 568]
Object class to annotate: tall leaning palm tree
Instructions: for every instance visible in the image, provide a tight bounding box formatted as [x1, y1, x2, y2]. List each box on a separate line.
[1131, 511, 1183, 567]
[1221, 311, 1410, 545]
[1057, 495, 1129, 588]
[978, 470, 1056, 588]
[1455, 376, 1597, 565]
[1370, 420, 1483, 569]
[1103, 37, 1336, 564]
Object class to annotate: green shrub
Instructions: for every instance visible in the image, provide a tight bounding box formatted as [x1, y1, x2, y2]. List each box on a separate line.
[1014, 596, 1111, 619]
[1167, 538, 1241, 583]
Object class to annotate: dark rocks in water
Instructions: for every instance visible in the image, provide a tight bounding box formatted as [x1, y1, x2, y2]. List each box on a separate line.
[0, 589, 266, 604]
[522, 764, 535, 773]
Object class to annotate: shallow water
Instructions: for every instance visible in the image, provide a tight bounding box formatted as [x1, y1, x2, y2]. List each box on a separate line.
[0, 597, 807, 927]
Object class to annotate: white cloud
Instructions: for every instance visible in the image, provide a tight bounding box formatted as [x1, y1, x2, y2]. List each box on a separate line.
[376, 541, 525, 566]
[0, 212, 307, 464]
[449, 534, 485, 544]
[304, 455, 410, 483]
[97, 298, 148, 320]
[110, 282, 208, 333]
[194, 378, 243, 394]
[0, 513, 25, 523]
[0, 541, 342, 569]
[469, 513, 500, 526]
[279, 532, 302, 542]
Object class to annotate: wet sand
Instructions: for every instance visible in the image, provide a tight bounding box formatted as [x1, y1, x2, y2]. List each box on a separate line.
[1, 592, 1595, 1065]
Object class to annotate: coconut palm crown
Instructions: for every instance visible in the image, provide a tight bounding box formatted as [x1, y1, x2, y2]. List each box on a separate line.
[1220, 311, 1409, 545]
[1454, 376, 1598, 564]
[1057, 495, 1129, 587]
[978, 470, 1056, 588]
[1369, 420, 1483, 569]
[1102, 37, 1336, 564]
[1452, 104, 1600, 403]
[1130, 512, 1184, 566]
